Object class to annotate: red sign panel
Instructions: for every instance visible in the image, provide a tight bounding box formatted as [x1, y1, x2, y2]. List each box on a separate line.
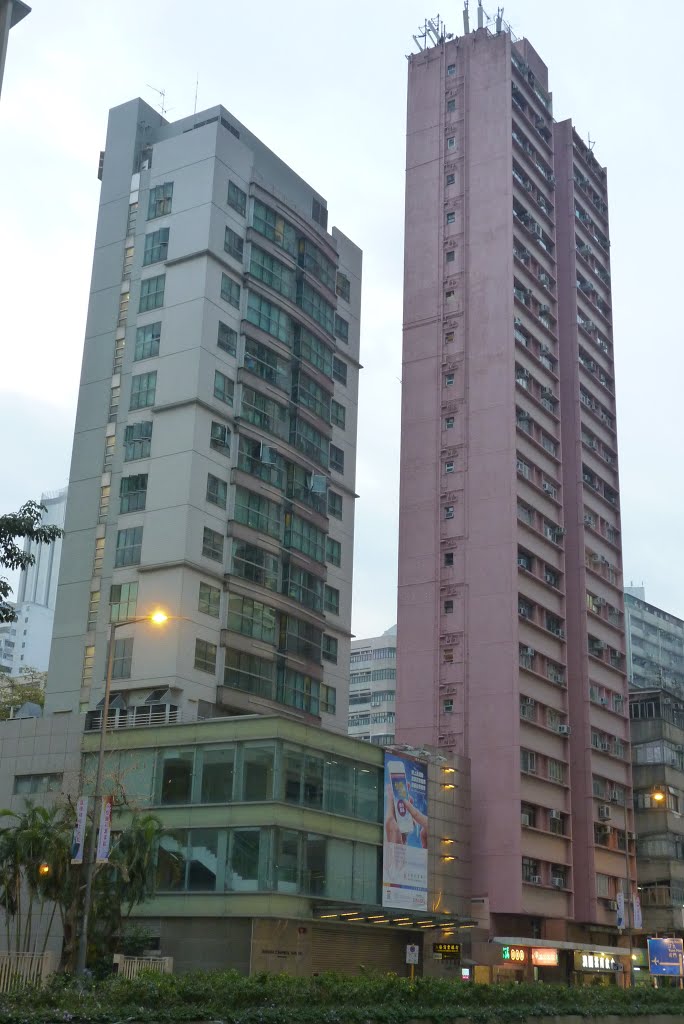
[531, 948, 559, 967]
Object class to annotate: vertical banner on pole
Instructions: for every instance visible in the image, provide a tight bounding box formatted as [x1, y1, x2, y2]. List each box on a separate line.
[633, 894, 642, 930]
[95, 796, 113, 863]
[616, 891, 625, 929]
[70, 797, 88, 864]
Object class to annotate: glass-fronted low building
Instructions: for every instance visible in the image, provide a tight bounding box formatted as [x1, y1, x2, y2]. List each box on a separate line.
[81, 713, 472, 974]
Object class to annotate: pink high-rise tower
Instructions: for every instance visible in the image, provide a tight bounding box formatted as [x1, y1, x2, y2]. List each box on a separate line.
[397, 20, 634, 968]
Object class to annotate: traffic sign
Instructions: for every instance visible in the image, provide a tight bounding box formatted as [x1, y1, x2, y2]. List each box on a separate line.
[406, 944, 419, 965]
[648, 937, 683, 976]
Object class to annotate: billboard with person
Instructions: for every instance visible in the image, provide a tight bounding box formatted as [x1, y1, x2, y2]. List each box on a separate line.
[382, 753, 428, 910]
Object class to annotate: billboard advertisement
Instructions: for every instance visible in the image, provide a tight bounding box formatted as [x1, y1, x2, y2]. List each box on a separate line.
[382, 753, 428, 910]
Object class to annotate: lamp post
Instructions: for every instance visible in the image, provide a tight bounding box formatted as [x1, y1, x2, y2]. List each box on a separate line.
[76, 610, 169, 974]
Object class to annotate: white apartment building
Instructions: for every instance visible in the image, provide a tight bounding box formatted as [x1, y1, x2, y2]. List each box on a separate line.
[47, 98, 361, 731]
[348, 625, 397, 745]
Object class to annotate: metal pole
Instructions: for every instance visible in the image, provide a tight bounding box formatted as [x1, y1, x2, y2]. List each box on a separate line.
[624, 825, 634, 987]
[76, 620, 117, 974]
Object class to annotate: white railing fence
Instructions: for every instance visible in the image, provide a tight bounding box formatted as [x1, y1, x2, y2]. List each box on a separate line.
[112, 954, 173, 978]
[0, 952, 58, 992]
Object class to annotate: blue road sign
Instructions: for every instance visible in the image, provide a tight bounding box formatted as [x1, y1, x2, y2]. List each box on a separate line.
[648, 937, 684, 976]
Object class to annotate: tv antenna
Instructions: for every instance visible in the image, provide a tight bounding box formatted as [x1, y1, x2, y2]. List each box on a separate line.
[147, 84, 171, 117]
[587, 132, 596, 151]
[193, 75, 199, 115]
[412, 14, 453, 52]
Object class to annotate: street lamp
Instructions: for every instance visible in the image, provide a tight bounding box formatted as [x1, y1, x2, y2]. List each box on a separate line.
[76, 610, 172, 974]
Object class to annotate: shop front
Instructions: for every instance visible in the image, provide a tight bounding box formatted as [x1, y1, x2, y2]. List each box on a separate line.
[572, 950, 624, 986]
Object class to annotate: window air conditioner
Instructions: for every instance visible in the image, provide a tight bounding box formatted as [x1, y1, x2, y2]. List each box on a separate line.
[610, 790, 621, 802]
[598, 805, 611, 820]
[529, 874, 541, 884]
[552, 877, 564, 888]
[521, 812, 532, 827]
[550, 810, 562, 820]
[557, 724, 571, 736]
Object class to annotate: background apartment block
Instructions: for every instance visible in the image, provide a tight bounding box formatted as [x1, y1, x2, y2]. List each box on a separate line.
[348, 625, 397, 744]
[625, 587, 684, 695]
[47, 99, 361, 732]
[396, 20, 633, 953]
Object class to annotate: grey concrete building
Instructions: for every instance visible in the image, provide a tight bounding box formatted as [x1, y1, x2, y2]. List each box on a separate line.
[348, 625, 397, 745]
[47, 98, 361, 735]
[625, 587, 684, 696]
[0, 0, 29, 99]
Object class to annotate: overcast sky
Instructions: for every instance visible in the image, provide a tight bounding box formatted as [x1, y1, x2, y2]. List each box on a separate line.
[0, 0, 682, 638]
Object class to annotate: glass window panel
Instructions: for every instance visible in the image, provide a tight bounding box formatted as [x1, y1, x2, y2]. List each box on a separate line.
[352, 842, 379, 903]
[187, 829, 219, 891]
[325, 759, 354, 817]
[303, 833, 326, 896]
[227, 828, 262, 891]
[282, 747, 303, 803]
[156, 829, 188, 891]
[201, 747, 235, 803]
[303, 754, 324, 809]
[326, 838, 353, 900]
[157, 749, 194, 804]
[275, 829, 300, 892]
[241, 743, 274, 801]
[355, 766, 381, 821]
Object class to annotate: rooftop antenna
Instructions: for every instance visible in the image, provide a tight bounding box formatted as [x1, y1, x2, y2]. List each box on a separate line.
[411, 15, 453, 54]
[147, 84, 170, 117]
[587, 132, 595, 151]
[496, 6, 504, 32]
[477, 0, 484, 29]
[463, 0, 470, 34]
[193, 75, 199, 115]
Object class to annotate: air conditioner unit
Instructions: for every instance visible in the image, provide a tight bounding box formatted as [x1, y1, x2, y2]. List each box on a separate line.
[557, 629, 566, 639]
[539, 304, 551, 315]
[542, 482, 555, 494]
[584, 515, 594, 525]
[599, 740, 610, 751]
[550, 809, 562, 820]
[557, 724, 571, 736]
[521, 812, 532, 827]
[610, 790, 621, 802]
[599, 697, 610, 706]
[533, 223, 543, 237]
[600, 826, 613, 837]
[552, 877, 564, 888]
[598, 805, 611, 820]
[595, 597, 606, 607]
[522, 646, 535, 657]
[518, 556, 530, 568]
[608, 899, 618, 911]
[529, 875, 541, 884]
[514, 316, 524, 327]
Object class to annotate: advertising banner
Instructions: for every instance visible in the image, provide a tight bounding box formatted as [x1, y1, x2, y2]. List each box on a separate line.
[382, 753, 428, 910]
[633, 894, 642, 930]
[616, 890, 625, 929]
[96, 796, 113, 863]
[70, 796, 88, 865]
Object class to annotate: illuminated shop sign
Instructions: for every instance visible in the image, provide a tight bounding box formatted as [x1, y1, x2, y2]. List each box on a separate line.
[573, 951, 622, 972]
[501, 945, 527, 963]
[433, 942, 461, 960]
[531, 948, 559, 967]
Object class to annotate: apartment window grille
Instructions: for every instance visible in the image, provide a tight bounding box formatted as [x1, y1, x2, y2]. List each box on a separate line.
[98, 485, 110, 523]
[445, 416, 454, 429]
[245, 337, 290, 392]
[250, 246, 296, 300]
[446, 173, 455, 185]
[130, 371, 157, 410]
[115, 527, 142, 567]
[202, 527, 224, 563]
[522, 857, 540, 883]
[336, 273, 351, 302]
[447, 99, 456, 113]
[521, 749, 536, 774]
[332, 357, 348, 386]
[227, 594, 277, 644]
[233, 541, 279, 592]
[139, 274, 165, 312]
[217, 321, 238, 356]
[252, 198, 297, 256]
[285, 514, 325, 563]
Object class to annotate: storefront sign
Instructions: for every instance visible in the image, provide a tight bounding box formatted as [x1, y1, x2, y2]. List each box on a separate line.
[531, 948, 559, 967]
[501, 945, 527, 964]
[382, 753, 428, 911]
[573, 951, 622, 972]
[433, 942, 461, 960]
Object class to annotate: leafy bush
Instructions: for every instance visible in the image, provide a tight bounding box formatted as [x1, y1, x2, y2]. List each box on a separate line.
[0, 973, 683, 1024]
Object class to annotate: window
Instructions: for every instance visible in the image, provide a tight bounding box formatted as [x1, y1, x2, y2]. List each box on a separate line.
[312, 198, 328, 229]
[334, 314, 349, 343]
[522, 857, 540, 883]
[447, 99, 456, 112]
[446, 250, 455, 264]
[295, 326, 333, 377]
[298, 237, 336, 291]
[444, 600, 454, 613]
[135, 322, 161, 361]
[82, 644, 95, 685]
[110, 582, 138, 622]
[330, 444, 344, 474]
[227, 594, 277, 644]
[298, 280, 335, 334]
[225, 649, 275, 699]
[548, 758, 565, 783]
[130, 371, 157, 410]
[217, 321, 237, 355]
[324, 585, 340, 615]
[284, 564, 323, 612]
[326, 536, 341, 567]
[143, 227, 169, 265]
[322, 634, 338, 664]
[328, 490, 343, 519]
[227, 180, 247, 215]
[221, 274, 241, 309]
[446, 212, 455, 225]
[232, 541, 279, 592]
[332, 356, 348, 386]
[521, 749, 537, 774]
[88, 590, 100, 630]
[210, 421, 231, 455]
[445, 416, 454, 429]
[444, 506, 454, 520]
[293, 372, 331, 420]
[120, 474, 148, 513]
[246, 291, 293, 347]
[336, 273, 351, 302]
[124, 420, 152, 461]
[444, 552, 454, 566]
[13, 773, 63, 795]
[194, 638, 217, 674]
[445, 373, 455, 387]
[148, 182, 173, 219]
[446, 173, 455, 185]
[286, 514, 325, 562]
[112, 637, 133, 679]
[250, 245, 296, 300]
[445, 460, 455, 473]
[139, 274, 165, 312]
[447, 63, 456, 75]
[214, 370, 234, 406]
[202, 527, 224, 562]
[115, 527, 142, 567]
[235, 486, 282, 540]
[206, 473, 227, 509]
[447, 137, 456, 151]
[252, 199, 297, 257]
[224, 226, 244, 261]
[443, 699, 454, 713]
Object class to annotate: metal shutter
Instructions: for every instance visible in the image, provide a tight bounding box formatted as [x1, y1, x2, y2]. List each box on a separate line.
[311, 926, 415, 975]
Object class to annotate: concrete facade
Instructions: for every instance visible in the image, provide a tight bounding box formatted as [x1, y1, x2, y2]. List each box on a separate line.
[625, 588, 684, 696]
[348, 625, 397, 744]
[396, 24, 633, 947]
[47, 99, 361, 734]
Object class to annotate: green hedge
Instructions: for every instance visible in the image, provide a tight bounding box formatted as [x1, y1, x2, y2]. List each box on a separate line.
[0, 972, 683, 1024]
